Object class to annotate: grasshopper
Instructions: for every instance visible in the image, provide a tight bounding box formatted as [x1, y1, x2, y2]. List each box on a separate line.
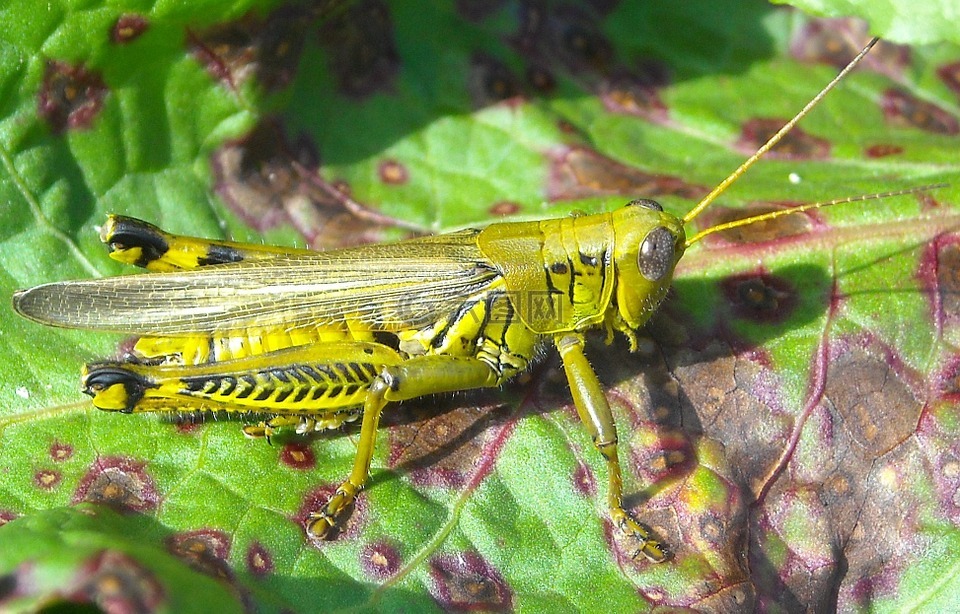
[12, 38, 927, 562]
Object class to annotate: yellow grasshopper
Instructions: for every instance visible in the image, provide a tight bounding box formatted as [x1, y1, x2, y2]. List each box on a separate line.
[12, 38, 928, 561]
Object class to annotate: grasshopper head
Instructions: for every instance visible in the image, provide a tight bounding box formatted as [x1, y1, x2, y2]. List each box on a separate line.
[610, 200, 686, 330]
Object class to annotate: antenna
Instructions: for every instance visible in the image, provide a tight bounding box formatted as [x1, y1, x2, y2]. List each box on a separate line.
[681, 37, 879, 225]
[684, 184, 948, 247]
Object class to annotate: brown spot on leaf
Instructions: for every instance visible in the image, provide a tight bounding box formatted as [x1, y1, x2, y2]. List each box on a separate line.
[298, 483, 366, 544]
[318, 0, 399, 98]
[429, 552, 512, 612]
[938, 62, 960, 99]
[823, 339, 923, 458]
[738, 118, 830, 159]
[469, 53, 523, 107]
[917, 235, 960, 324]
[934, 445, 960, 523]
[790, 18, 909, 77]
[599, 70, 667, 121]
[50, 440, 74, 461]
[388, 403, 513, 489]
[378, 159, 409, 184]
[34, 469, 61, 491]
[166, 529, 233, 580]
[629, 426, 694, 485]
[73, 456, 158, 512]
[721, 271, 798, 324]
[513, 1, 618, 79]
[0, 511, 15, 527]
[489, 201, 521, 216]
[111, 14, 149, 44]
[37, 60, 108, 134]
[935, 355, 960, 402]
[246, 542, 274, 578]
[663, 337, 791, 498]
[213, 119, 413, 248]
[67, 551, 166, 612]
[696, 202, 816, 246]
[547, 145, 708, 202]
[864, 143, 904, 158]
[525, 64, 555, 93]
[360, 541, 401, 580]
[881, 89, 959, 135]
[189, 6, 310, 91]
[280, 443, 316, 470]
[572, 460, 596, 497]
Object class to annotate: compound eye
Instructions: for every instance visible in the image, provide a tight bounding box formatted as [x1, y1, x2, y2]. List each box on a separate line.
[638, 226, 675, 281]
[627, 198, 663, 212]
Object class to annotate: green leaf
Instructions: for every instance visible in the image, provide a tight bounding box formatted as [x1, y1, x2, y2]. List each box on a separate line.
[2, 1, 960, 612]
[775, 0, 960, 45]
[0, 504, 246, 613]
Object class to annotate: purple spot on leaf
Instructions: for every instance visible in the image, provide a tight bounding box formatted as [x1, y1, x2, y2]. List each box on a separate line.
[547, 145, 708, 202]
[881, 89, 959, 135]
[37, 60, 108, 134]
[318, 0, 399, 98]
[73, 456, 158, 513]
[246, 542, 274, 578]
[166, 529, 233, 581]
[468, 52, 524, 107]
[280, 443, 316, 470]
[111, 14, 149, 44]
[34, 469, 61, 491]
[50, 440, 74, 461]
[429, 552, 512, 612]
[864, 143, 904, 158]
[68, 551, 166, 612]
[378, 159, 409, 185]
[721, 271, 798, 324]
[360, 541, 401, 579]
[738, 118, 830, 159]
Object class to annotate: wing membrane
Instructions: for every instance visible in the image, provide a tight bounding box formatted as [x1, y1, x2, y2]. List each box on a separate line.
[14, 231, 502, 336]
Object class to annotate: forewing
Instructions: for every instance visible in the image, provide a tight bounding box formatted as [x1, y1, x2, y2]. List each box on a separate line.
[14, 231, 501, 336]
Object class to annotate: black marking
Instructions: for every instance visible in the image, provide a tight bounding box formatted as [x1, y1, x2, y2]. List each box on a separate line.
[220, 377, 237, 396]
[310, 385, 326, 401]
[349, 362, 364, 381]
[292, 387, 310, 404]
[82, 364, 155, 412]
[542, 264, 563, 296]
[499, 295, 514, 350]
[333, 362, 356, 383]
[342, 384, 360, 396]
[360, 362, 377, 379]
[598, 248, 608, 292]
[372, 331, 400, 350]
[430, 298, 481, 350]
[254, 387, 273, 401]
[198, 243, 246, 266]
[234, 375, 257, 399]
[105, 216, 169, 268]
[566, 256, 576, 304]
[274, 387, 293, 404]
[579, 251, 598, 267]
[182, 376, 208, 393]
[328, 385, 343, 398]
[550, 261, 568, 275]
[308, 364, 339, 382]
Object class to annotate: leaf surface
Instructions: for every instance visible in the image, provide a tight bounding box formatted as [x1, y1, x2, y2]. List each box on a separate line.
[2, 1, 959, 611]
